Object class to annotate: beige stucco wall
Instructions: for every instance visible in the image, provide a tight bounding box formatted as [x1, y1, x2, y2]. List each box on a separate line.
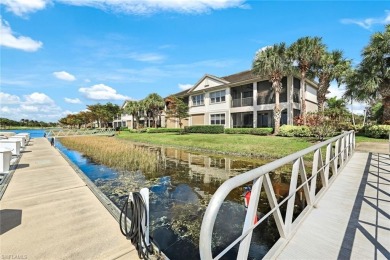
[306, 100, 318, 113]
[191, 114, 205, 125]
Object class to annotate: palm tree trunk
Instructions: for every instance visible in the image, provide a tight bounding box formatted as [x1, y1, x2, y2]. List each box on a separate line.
[274, 91, 281, 135]
[300, 73, 307, 125]
[383, 96, 390, 123]
[350, 100, 356, 128]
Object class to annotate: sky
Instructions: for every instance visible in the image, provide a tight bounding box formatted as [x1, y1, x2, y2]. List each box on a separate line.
[0, 0, 389, 122]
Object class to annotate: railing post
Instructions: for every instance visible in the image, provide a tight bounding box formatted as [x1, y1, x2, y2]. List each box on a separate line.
[263, 174, 286, 238]
[237, 176, 264, 259]
[284, 158, 300, 236]
[339, 136, 345, 167]
[324, 143, 331, 186]
[310, 149, 319, 200]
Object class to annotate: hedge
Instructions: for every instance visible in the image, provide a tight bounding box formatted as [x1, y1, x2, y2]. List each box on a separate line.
[364, 125, 390, 138]
[184, 125, 224, 134]
[224, 128, 273, 135]
[278, 125, 312, 137]
[147, 128, 182, 133]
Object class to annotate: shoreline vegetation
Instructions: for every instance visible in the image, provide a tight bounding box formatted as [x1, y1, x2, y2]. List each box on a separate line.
[60, 136, 159, 174]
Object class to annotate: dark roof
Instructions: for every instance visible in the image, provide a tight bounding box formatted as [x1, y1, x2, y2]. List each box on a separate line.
[221, 70, 257, 83]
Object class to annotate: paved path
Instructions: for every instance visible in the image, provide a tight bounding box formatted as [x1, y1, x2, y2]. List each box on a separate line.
[277, 151, 390, 259]
[0, 138, 138, 259]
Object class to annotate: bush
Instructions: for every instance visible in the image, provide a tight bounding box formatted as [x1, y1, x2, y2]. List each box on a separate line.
[224, 128, 273, 135]
[364, 125, 390, 138]
[278, 125, 312, 137]
[184, 125, 224, 134]
[147, 128, 182, 133]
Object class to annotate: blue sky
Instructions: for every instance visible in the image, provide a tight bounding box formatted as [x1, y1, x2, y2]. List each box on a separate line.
[1, 0, 389, 122]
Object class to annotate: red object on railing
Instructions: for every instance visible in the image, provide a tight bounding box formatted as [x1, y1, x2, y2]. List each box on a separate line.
[244, 190, 258, 223]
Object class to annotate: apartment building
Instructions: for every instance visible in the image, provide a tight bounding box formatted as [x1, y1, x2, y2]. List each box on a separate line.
[173, 70, 318, 128]
[114, 70, 318, 129]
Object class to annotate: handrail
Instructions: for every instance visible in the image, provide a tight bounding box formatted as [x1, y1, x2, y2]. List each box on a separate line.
[199, 130, 355, 259]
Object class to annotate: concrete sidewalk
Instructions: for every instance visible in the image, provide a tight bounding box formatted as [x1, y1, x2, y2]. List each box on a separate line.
[0, 138, 138, 259]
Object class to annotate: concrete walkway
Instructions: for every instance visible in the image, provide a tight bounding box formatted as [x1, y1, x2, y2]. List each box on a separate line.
[277, 151, 390, 259]
[0, 138, 138, 259]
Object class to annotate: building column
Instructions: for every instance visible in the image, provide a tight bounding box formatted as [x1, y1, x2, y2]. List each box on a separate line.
[253, 82, 257, 128]
[226, 88, 232, 128]
[287, 76, 294, 125]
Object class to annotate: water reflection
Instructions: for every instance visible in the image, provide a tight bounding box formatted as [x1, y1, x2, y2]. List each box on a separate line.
[57, 141, 297, 260]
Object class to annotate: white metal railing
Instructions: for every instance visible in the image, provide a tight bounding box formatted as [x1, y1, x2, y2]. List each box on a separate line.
[199, 130, 355, 259]
[45, 128, 116, 138]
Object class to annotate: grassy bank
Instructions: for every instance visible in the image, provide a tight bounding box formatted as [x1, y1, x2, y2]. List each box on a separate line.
[61, 136, 159, 173]
[117, 132, 314, 159]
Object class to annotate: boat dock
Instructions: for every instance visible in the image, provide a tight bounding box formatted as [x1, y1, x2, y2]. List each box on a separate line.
[0, 138, 137, 259]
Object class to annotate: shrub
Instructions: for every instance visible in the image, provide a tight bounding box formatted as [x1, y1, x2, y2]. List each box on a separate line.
[364, 125, 390, 138]
[184, 125, 224, 134]
[147, 128, 182, 133]
[224, 128, 273, 135]
[278, 125, 312, 137]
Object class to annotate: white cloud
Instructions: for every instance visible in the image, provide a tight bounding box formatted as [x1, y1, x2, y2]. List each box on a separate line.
[328, 82, 366, 115]
[84, 79, 91, 83]
[327, 82, 345, 99]
[24, 92, 55, 105]
[178, 83, 193, 90]
[57, 0, 247, 15]
[0, 19, 43, 52]
[126, 52, 165, 62]
[0, 92, 21, 104]
[64, 97, 82, 104]
[20, 104, 39, 112]
[1, 0, 50, 16]
[79, 84, 130, 100]
[0, 92, 66, 122]
[341, 10, 390, 29]
[53, 71, 76, 81]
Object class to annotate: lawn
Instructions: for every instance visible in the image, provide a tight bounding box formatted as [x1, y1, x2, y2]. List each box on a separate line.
[355, 135, 389, 143]
[117, 132, 314, 159]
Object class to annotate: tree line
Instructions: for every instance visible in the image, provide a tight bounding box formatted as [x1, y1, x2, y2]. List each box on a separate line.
[0, 118, 57, 128]
[58, 93, 189, 129]
[253, 24, 389, 134]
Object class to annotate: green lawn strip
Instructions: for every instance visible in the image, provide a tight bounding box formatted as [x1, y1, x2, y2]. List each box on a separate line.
[117, 132, 313, 159]
[355, 136, 388, 143]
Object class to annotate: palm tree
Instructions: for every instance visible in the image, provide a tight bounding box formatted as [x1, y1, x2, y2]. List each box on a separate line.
[289, 36, 326, 125]
[326, 96, 348, 122]
[124, 100, 140, 129]
[253, 43, 292, 135]
[358, 25, 390, 122]
[315, 50, 351, 113]
[144, 93, 165, 128]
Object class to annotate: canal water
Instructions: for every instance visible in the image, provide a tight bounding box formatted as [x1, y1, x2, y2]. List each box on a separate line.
[54, 139, 302, 260]
[0, 129, 46, 139]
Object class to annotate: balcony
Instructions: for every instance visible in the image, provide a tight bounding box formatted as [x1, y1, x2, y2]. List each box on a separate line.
[232, 97, 253, 107]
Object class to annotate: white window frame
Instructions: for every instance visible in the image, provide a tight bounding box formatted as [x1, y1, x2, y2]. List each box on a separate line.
[210, 113, 226, 125]
[191, 94, 204, 107]
[210, 90, 226, 104]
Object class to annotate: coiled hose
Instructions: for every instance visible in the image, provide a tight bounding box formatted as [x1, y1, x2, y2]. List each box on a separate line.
[120, 192, 153, 259]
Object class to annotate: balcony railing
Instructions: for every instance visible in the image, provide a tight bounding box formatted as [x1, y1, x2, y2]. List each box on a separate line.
[232, 97, 253, 107]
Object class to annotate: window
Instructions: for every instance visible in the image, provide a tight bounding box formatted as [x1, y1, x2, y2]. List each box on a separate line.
[210, 114, 225, 125]
[210, 90, 226, 104]
[191, 94, 204, 106]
